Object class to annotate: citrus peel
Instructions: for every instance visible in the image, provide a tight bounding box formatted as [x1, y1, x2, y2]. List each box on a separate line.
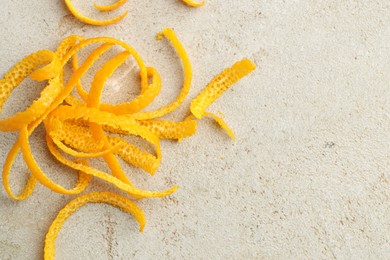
[94, 0, 128, 12]
[190, 58, 256, 119]
[182, 112, 235, 141]
[0, 29, 255, 258]
[44, 192, 146, 260]
[0, 50, 61, 132]
[181, 0, 205, 7]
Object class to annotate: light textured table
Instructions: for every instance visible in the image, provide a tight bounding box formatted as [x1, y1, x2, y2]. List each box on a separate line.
[1, 1, 390, 259]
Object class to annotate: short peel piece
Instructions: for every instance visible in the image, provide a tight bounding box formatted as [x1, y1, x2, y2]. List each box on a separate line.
[181, 0, 205, 7]
[94, 0, 127, 11]
[190, 59, 256, 119]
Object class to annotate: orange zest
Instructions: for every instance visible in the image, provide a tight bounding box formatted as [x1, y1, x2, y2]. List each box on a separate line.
[94, 0, 128, 11]
[190, 58, 256, 119]
[0, 29, 255, 258]
[44, 192, 146, 260]
[181, 0, 205, 7]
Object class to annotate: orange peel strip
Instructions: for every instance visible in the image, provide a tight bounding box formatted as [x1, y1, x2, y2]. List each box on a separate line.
[2, 39, 126, 196]
[2, 138, 37, 200]
[30, 54, 61, 82]
[94, 0, 127, 11]
[0, 50, 61, 132]
[87, 51, 131, 107]
[44, 192, 145, 260]
[72, 43, 115, 102]
[112, 139, 160, 175]
[86, 50, 136, 185]
[0, 77, 62, 132]
[104, 119, 197, 140]
[1, 37, 83, 200]
[130, 28, 193, 120]
[62, 37, 148, 106]
[64, 0, 128, 26]
[55, 36, 84, 61]
[99, 67, 162, 115]
[46, 134, 176, 198]
[136, 119, 197, 140]
[190, 59, 256, 119]
[181, 0, 205, 7]
[19, 127, 92, 195]
[51, 136, 123, 158]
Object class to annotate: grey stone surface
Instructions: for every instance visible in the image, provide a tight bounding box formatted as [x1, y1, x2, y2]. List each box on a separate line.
[1, 0, 390, 259]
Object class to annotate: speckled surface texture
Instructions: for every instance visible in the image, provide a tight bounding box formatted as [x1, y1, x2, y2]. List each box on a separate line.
[1, 1, 390, 259]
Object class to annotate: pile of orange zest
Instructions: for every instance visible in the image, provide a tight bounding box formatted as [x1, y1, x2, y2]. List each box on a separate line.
[0, 28, 255, 258]
[181, 0, 205, 7]
[94, 0, 128, 11]
[64, 0, 128, 26]
[44, 192, 145, 260]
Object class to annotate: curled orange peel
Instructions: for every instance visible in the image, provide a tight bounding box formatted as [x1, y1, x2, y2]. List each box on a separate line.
[121, 28, 193, 121]
[0, 50, 61, 132]
[71, 33, 181, 117]
[86, 50, 144, 187]
[20, 127, 92, 195]
[94, 0, 128, 11]
[190, 59, 256, 119]
[64, 0, 128, 26]
[73, 43, 115, 102]
[137, 119, 197, 140]
[2, 139, 37, 200]
[182, 59, 256, 141]
[99, 67, 162, 115]
[181, 0, 205, 7]
[66, 38, 149, 99]
[44, 192, 145, 260]
[51, 136, 123, 159]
